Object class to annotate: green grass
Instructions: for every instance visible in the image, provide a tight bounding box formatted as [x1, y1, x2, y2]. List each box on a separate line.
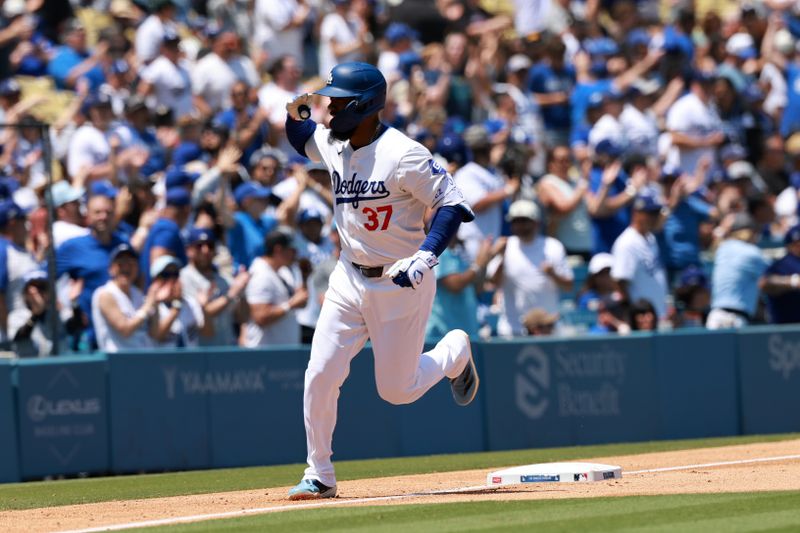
[0, 433, 797, 511]
[148, 491, 800, 532]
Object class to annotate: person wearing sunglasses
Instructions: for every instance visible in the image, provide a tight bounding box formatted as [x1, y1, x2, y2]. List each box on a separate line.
[150, 255, 209, 348]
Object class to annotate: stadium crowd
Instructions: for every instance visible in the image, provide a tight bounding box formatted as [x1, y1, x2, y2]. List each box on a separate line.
[1, 0, 800, 356]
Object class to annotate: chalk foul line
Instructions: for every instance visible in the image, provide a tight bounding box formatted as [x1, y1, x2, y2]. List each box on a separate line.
[55, 453, 800, 533]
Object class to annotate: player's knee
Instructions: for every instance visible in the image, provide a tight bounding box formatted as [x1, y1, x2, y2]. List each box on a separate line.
[376, 384, 414, 405]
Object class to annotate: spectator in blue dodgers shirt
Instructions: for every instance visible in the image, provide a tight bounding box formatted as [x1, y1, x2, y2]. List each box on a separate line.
[585, 140, 645, 254]
[228, 182, 279, 271]
[180, 227, 250, 346]
[425, 235, 492, 342]
[213, 80, 270, 166]
[488, 200, 573, 337]
[47, 19, 106, 91]
[140, 187, 191, 286]
[528, 35, 575, 147]
[137, 29, 194, 121]
[0, 199, 40, 344]
[57, 194, 129, 347]
[664, 69, 725, 175]
[92, 244, 160, 353]
[243, 228, 308, 347]
[706, 212, 768, 330]
[454, 124, 519, 262]
[610, 192, 669, 322]
[149, 255, 209, 348]
[657, 160, 717, 279]
[759, 224, 800, 325]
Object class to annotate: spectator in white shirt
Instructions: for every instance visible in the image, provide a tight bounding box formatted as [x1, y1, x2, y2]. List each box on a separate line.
[192, 31, 259, 116]
[138, 29, 194, 120]
[611, 192, 669, 320]
[318, 0, 368, 80]
[134, 0, 177, 66]
[455, 125, 518, 261]
[67, 93, 114, 182]
[243, 228, 308, 346]
[588, 89, 626, 151]
[259, 55, 303, 155]
[620, 78, 662, 158]
[665, 70, 725, 174]
[488, 200, 574, 337]
[253, 0, 310, 72]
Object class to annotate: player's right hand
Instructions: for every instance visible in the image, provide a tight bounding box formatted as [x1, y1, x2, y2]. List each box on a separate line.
[286, 93, 312, 121]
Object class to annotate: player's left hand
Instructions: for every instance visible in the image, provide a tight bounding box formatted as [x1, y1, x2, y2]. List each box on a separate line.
[385, 250, 439, 289]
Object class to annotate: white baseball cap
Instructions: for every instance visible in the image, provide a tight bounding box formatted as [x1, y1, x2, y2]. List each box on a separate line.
[588, 253, 614, 275]
[726, 33, 757, 59]
[507, 199, 540, 221]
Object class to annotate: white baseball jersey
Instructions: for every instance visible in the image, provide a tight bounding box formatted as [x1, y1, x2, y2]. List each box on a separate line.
[304, 125, 470, 266]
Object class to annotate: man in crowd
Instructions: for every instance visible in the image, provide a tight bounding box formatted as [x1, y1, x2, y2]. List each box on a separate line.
[242, 228, 308, 347]
[760, 224, 800, 324]
[140, 188, 191, 285]
[180, 227, 250, 346]
[489, 200, 573, 337]
[0, 199, 40, 345]
[611, 192, 669, 321]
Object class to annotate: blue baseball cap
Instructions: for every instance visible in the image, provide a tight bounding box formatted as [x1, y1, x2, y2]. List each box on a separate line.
[594, 139, 623, 158]
[234, 182, 271, 206]
[166, 187, 191, 207]
[384, 23, 416, 45]
[659, 165, 682, 182]
[0, 78, 21, 97]
[90, 180, 118, 199]
[720, 144, 747, 162]
[109, 242, 138, 262]
[298, 207, 324, 224]
[81, 92, 113, 115]
[785, 224, 800, 245]
[187, 227, 216, 246]
[678, 265, 708, 289]
[0, 176, 19, 199]
[165, 166, 200, 188]
[0, 199, 26, 225]
[626, 29, 651, 47]
[172, 142, 203, 166]
[584, 37, 619, 57]
[110, 59, 130, 75]
[436, 132, 469, 165]
[632, 191, 663, 212]
[587, 91, 605, 110]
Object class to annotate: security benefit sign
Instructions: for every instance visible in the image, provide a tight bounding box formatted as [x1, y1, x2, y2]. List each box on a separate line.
[738, 328, 800, 434]
[483, 336, 657, 450]
[15, 357, 108, 479]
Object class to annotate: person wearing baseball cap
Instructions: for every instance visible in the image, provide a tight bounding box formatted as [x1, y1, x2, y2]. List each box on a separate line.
[228, 182, 279, 270]
[577, 252, 619, 312]
[51, 181, 89, 248]
[148, 253, 208, 348]
[9, 270, 67, 357]
[68, 91, 115, 182]
[522, 308, 558, 337]
[181, 227, 250, 347]
[609, 191, 669, 320]
[92, 243, 160, 352]
[706, 212, 768, 329]
[673, 265, 710, 328]
[760, 224, 800, 324]
[490, 199, 574, 337]
[139, 186, 190, 286]
[0, 199, 40, 342]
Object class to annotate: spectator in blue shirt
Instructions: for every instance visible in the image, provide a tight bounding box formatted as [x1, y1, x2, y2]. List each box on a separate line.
[586, 140, 643, 254]
[110, 95, 167, 177]
[707, 213, 769, 329]
[760, 224, 800, 324]
[214, 80, 269, 166]
[56, 194, 128, 347]
[140, 188, 191, 286]
[658, 164, 716, 278]
[228, 182, 278, 270]
[47, 19, 105, 90]
[528, 36, 575, 147]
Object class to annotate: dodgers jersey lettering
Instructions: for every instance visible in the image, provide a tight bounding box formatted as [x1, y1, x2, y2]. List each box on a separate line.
[305, 125, 467, 266]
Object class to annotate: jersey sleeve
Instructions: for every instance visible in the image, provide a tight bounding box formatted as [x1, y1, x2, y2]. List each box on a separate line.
[304, 124, 329, 163]
[399, 145, 470, 212]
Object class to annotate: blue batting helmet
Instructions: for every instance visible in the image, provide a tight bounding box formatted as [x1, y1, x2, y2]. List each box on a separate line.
[314, 62, 386, 133]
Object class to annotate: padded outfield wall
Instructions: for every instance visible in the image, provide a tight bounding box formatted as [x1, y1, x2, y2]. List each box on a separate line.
[0, 326, 797, 482]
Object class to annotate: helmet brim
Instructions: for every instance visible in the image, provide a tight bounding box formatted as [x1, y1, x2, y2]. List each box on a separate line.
[314, 86, 362, 98]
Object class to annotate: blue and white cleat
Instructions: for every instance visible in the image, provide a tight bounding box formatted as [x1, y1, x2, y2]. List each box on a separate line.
[288, 478, 337, 500]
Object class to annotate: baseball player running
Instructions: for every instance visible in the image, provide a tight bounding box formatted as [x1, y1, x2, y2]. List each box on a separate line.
[284, 62, 479, 500]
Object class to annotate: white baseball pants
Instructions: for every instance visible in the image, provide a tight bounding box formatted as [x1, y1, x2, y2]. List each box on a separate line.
[301, 260, 466, 487]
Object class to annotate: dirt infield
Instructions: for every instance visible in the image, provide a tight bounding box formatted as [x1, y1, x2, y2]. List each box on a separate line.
[4, 439, 800, 532]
